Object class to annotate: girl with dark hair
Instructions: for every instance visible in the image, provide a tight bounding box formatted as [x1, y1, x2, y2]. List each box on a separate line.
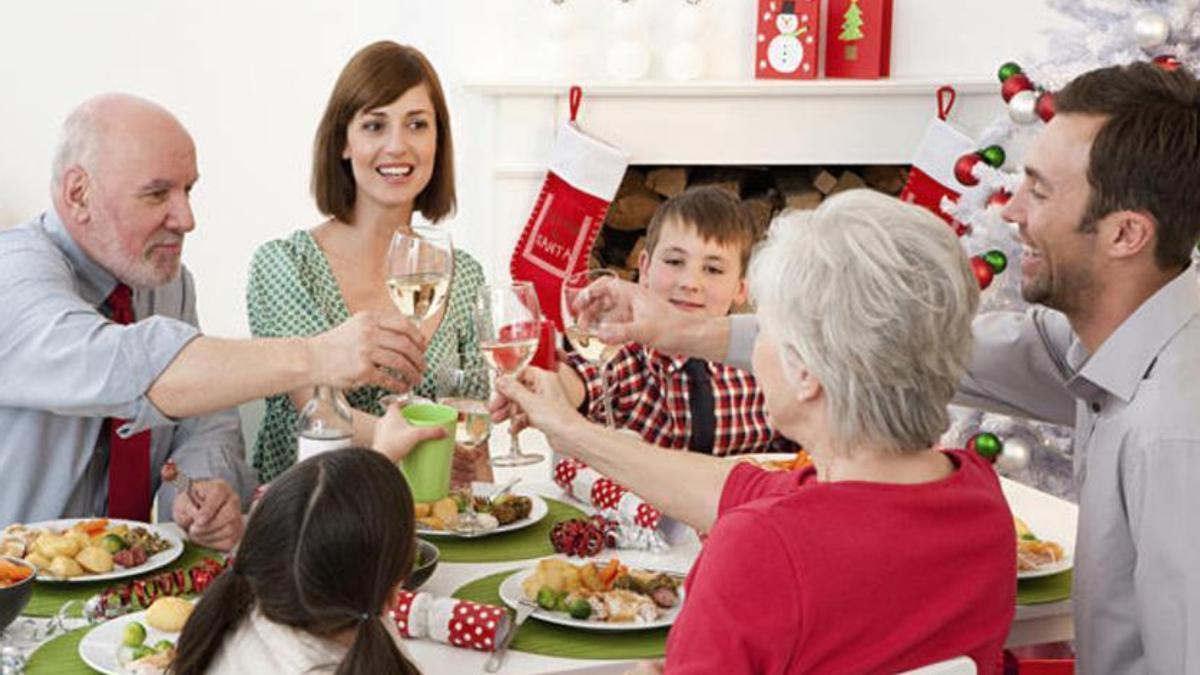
[171, 447, 423, 674]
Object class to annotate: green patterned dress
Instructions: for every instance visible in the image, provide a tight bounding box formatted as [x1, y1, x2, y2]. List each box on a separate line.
[246, 230, 488, 483]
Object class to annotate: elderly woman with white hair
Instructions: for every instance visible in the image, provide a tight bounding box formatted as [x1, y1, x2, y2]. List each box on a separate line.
[494, 189, 1016, 674]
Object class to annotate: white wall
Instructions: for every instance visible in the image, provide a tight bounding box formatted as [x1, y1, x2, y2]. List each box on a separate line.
[0, 0, 1071, 338]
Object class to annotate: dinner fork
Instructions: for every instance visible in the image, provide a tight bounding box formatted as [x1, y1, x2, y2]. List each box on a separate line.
[483, 598, 537, 672]
[161, 460, 202, 508]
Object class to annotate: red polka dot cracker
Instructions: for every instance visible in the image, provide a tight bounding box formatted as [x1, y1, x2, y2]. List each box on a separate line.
[442, 599, 510, 651]
[554, 458, 671, 552]
[634, 501, 662, 529]
[553, 458, 584, 490]
[391, 590, 433, 639]
[591, 478, 626, 511]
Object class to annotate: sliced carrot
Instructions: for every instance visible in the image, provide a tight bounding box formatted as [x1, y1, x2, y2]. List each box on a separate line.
[79, 518, 110, 536]
[0, 559, 33, 583]
[599, 558, 622, 589]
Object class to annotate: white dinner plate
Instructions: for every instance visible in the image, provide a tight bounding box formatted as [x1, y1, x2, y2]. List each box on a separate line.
[416, 488, 548, 539]
[497, 566, 685, 631]
[1017, 557, 1073, 580]
[23, 519, 184, 584]
[78, 604, 188, 675]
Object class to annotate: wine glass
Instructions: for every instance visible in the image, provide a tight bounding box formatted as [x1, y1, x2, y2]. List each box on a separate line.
[430, 364, 492, 533]
[476, 283, 544, 467]
[561, 268, 621, 427]
[380, 226, 454, 407]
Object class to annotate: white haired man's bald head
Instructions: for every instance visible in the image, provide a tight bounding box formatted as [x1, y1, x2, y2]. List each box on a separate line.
[51, 93, 185, 189]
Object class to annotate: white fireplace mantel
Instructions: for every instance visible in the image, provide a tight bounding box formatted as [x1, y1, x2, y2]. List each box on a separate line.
[463, 76, 1006, 282]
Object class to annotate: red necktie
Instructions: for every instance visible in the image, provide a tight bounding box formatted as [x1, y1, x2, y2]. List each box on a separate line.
[104, 284, 152, 521]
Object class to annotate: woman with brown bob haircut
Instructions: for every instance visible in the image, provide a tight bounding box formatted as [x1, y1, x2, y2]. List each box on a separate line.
[246, 41, 490, 484]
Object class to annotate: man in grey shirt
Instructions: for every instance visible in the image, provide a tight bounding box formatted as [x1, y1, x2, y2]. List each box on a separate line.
[0, 94, 428, 551]
[573, 64, 1200, 673]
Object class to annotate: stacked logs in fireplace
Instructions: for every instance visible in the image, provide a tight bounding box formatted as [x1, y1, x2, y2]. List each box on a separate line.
[590, 164, 910, 282]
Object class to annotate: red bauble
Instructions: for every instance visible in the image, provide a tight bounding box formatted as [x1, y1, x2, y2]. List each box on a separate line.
[954, 153, 983, 187]
[987, 190, 1012, 209]
[1035, 91, 1056, 122]
[1153, 55, 1182, 71]
[971, 256, 995, 289]
[1001, 73, 1034, 103]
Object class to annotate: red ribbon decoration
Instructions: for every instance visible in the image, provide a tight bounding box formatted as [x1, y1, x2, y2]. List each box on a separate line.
[937, 85, 957, 121]
[569, 85, 582, 122]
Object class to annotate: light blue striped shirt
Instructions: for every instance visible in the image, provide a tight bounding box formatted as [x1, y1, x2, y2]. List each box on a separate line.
[0, 211, 256, 523]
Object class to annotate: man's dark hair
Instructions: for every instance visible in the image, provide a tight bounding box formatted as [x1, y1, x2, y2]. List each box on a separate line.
[1057, 62, 1200, 269]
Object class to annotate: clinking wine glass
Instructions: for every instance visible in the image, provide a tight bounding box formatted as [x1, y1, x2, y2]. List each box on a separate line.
[380, 226, 454, 407]
[561, 268, 621, 427]
[430, 364, 492, 534]
[476, 283, 544, 467]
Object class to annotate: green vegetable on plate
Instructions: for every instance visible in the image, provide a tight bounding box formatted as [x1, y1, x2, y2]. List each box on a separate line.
[122, 621, 146, 648]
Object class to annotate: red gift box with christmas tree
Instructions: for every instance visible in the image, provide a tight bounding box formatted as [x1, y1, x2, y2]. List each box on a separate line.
[825, 0, 893, 79]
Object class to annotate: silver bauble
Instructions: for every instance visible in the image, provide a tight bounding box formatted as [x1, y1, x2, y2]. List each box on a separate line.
[995, 436, 1032, 473]
[1132, 12, 1170, 49]
[1008, 90, 1039, 125]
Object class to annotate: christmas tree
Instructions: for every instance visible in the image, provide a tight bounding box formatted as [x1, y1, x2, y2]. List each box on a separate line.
[838, 0, 864, 61]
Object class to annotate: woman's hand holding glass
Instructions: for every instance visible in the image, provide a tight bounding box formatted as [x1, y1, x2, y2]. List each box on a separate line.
[490, 368, 586, 460]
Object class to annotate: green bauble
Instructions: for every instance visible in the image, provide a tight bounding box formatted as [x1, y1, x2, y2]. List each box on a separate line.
[984, 250, 1008, 274]
[968, 432, 1004, 461]
[998, 62, 1023, 82]
[980, 145, 1006, 168]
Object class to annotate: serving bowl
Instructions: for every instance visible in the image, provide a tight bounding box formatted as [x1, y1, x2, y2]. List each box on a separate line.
[0, 556, 36, 632]
[403, 538, 439, 591]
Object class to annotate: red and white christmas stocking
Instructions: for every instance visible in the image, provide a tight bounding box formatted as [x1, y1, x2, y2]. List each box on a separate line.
[511, 87, 629, 330]
[899, 86, 977, 228]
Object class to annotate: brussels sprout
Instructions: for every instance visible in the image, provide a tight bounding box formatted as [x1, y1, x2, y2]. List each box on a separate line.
[100, 534, 127, 554]
[568, 598, 592, 620]
[153, 639, 175, 653]
[536, 586, 561, 611]
[122, 621, 147, 647]
[130, 645, 156, 661]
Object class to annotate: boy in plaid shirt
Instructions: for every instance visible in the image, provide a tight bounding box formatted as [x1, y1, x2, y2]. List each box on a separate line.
[558, 186, 798, 456]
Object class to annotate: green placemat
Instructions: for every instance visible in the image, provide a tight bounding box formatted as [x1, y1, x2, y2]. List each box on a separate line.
[453, 569, 669, 660]
[25, 626, 91, 675]
[24, 543, 220, 617]
[431, 498, 585, 563]
[1017, 569, 1072, 605]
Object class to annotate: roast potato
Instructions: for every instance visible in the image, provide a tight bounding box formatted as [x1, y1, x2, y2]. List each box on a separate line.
[49, 555, 84, 578]
[35, 533, 81, 559]
[76, 546, 115, 574]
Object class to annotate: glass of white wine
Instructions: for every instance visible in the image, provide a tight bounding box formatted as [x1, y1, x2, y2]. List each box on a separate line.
[561, 268, 621, 427]
[380, 226, 453, 407]
[476, 282, 544, 467]
[430, 364, 492, 534]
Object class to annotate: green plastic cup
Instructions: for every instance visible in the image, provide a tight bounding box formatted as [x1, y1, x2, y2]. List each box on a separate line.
[399, 403, 458, 503]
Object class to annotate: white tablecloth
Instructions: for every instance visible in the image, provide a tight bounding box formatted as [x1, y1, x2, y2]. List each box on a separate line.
[405, 425, 1077, 674]
[10, 423, 1076, 674]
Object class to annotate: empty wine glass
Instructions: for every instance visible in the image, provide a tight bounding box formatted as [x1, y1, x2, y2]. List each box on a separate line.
[562, 268, 621, 427]
[380, 226, 454, 407]
[476, 283, 544, 467]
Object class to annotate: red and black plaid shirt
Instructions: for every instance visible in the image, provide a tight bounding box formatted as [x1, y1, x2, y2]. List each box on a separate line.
[568, 343, 798, 456]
